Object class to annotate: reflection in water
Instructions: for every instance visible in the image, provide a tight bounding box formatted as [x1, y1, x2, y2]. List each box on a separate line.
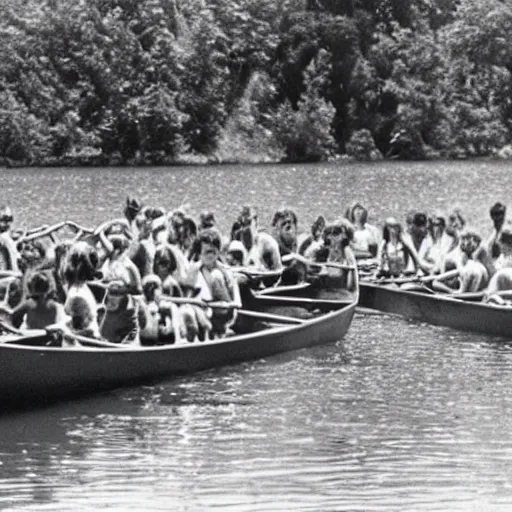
[2, 317, 512, 510]
[1, 162, 512, 509]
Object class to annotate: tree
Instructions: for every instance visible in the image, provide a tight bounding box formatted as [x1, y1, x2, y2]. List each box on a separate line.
[274, 50, 337, 161]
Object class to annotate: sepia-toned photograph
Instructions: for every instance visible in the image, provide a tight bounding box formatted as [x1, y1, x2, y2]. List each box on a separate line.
[1, 0, 511, 510]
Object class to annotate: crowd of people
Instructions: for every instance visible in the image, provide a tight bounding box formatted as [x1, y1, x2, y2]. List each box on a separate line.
[348, 201, 512, 303]
[0, 197, 507, 346]
[0, 199, 357, 345]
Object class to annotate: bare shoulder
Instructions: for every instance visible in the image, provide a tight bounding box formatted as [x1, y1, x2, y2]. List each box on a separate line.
[258, 231, 280, 250]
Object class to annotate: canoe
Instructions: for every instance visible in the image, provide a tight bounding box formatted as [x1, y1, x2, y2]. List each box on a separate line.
[0, 278, 358, 409]
[359, 281, 512, 339]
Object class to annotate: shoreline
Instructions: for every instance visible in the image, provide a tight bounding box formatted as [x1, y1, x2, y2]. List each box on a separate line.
[0, 153, 508, 169]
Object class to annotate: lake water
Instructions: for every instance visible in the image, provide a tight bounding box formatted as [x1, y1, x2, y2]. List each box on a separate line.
[1, 160, 512, 511]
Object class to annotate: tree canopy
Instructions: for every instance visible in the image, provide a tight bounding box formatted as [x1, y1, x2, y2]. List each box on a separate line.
[1, 0, 511, 164]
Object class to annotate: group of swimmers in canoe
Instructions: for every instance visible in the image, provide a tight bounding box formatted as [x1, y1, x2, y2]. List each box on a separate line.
[0, 200, 357, 345]
[346, 201, 512, 303]
[0, 197, 508, 346]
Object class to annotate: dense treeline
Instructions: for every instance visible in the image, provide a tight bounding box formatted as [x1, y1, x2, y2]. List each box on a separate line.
[1, 0, 512, 165]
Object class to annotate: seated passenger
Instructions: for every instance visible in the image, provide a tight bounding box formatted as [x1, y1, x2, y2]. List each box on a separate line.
[123, 196, 142, 236]
[441, 208, 466, 272]
[128, 207, 156, 279]
[271, 207, 306, 284]
[97, 222, 142, 294]
[421, 213, 453, 274]
[0, 205, 20, 273]
[271, 207, 299, 256]
[99, 280, 146, 344]
[319, 219, 357, 292]
[225, 240, 248, 267]
[485, 224, 512, 303]
[432, 229, 490, 293]
[140, 274, 183, 343]
[62, 241, 102, 335]
[199, 211, 229, 253]
[171, 214, 197, 260]
[186, 228, 241, 338]
[232, 206, 282, 273]
[63, 295, 101, 339]
[345, 202, 379, 258]
[298, 215, 326, 260]
[0, 272, 65, 330]
[153, 244, 187, 296]
[375, 217, 423, 278]
[487, 202, 506, 259]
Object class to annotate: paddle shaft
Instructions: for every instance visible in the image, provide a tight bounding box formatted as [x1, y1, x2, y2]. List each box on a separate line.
[238, 309, 307, 325]
[160, 296, 240, 310]
[282, 253, 357, 271]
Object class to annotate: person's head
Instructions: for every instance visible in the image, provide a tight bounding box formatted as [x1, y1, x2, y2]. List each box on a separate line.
[153, 244, 178, 280]
[196, 228, 222, 268]
[238, 205, 257, 232]
[447, 209, 466, 235]
[180, 216, 197, 250]
[459, 229, 481, 256]
[105, 280, 130, 311]
[124, 196, 142, 223]
[346, 203, 368, 226]
[410, 212, 428, 241]
[323, 219, 354, 249]
[272, 208, 298, 249]
[311, 215, 326, 240]
[17, 240, 46, 268]
[272, 208, 298, 231]
[64, 241, 100, 285]
[151, 215, 169, 245]
[490, 202, 506, 229]
[498, 223, 512, 254]
[0, 206, 13, 233]
[66, 295, 94, 329]
[233, 206, 258, 251]
[105, 225, 130, 257]
[135, 206, 154, 239]
[382, 217, 402, 242]
[27, 272, 51, 300]
[405, 209, 416, 233]
[226, 240, 247, 266]
[151, 207, 166, 220]
[142, 274, 163, 303]
[428, 213, 446, 239]
[199, 211, 216, 230]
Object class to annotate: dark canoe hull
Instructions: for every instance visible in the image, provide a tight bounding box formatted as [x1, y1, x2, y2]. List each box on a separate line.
[359, 282, 512, 339]
[0, 293, 356, 408]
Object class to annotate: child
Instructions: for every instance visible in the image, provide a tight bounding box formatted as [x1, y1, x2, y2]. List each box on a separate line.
[140, 274, 183, 344]
[0, 272, 65, 330]
[63, 295, 101, 339]
[186, 229, 241, 339]
[99, 280, 146, 344]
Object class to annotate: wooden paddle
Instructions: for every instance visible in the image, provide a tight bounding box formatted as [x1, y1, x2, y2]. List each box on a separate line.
[69, 332, 128, 349]
[0, 319, 23, 336]
[21, 221, 94, 242]
[160, 296, 241, 310]
[230, 267, 283, 280]
[282, 253, 357, 271]
[238, 309, 307, 325]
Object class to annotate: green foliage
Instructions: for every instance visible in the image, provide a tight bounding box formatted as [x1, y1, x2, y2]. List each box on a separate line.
[273, 53, 337, 162]
[215, 72, 283, 162]
[1, 0, 512, 165]
[346, 129, 382, 160]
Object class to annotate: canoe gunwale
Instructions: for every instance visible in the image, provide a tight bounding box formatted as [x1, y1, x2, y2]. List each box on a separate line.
[1, 299, 355, 354]
[358, 281, 512, 339]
